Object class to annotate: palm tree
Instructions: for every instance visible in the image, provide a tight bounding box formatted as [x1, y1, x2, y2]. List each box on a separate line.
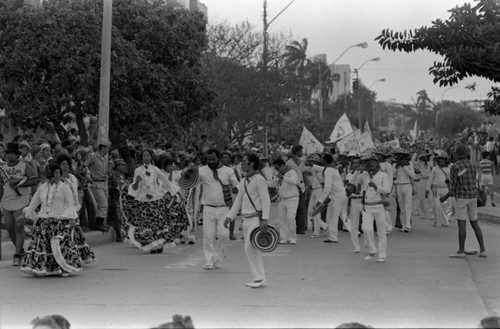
[415, 89, 434, 113]
[284, 38, 310, 114]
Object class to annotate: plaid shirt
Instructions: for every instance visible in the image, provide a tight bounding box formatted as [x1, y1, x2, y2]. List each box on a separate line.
[450, 159, 478, 199]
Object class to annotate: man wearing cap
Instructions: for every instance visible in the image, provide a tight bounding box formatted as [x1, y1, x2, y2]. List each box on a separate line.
[108, 158, 128, 242]
[285, 145, 307, 235]
[393, 148, 418, 232]
[448, 144, 487, 258]
[0, 142, 38, 266]
[84, 139, 111, 232]
[224, 152, 271, 288]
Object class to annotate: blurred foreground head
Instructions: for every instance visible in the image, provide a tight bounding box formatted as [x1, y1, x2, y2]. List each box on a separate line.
[152, 314, 195, 329]
[31, 314, 70, 329]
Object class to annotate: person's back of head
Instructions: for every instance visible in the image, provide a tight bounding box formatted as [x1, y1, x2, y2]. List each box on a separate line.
[31, 314, 70, 329]
[152, 315, 194, 329]
[482, 151, 490, 160]
[480, 315, 500, 328]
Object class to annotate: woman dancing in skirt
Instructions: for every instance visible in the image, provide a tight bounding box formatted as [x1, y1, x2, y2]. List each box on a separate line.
[21, 163, 81, 277]
[121, 149, 188, 253]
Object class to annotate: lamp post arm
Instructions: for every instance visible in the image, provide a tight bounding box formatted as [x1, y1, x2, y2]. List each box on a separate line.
[267, 0, 296, 27]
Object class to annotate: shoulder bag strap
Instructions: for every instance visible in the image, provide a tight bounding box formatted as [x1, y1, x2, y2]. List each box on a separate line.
[244, 178, 258, 213]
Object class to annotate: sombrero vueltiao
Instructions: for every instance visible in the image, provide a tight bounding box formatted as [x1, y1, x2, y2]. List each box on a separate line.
[250, 225, 279, 253]
[178, 167, 199, 190]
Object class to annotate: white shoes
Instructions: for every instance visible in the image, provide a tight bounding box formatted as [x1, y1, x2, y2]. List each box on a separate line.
[245, 280, 267, 288]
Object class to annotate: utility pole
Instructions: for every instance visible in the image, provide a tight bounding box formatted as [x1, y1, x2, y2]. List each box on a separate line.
[98, 0, 112, 145]
[318, 61, 324, 141]
[262, 0, 295, 157]
[263, 0, 269, 156]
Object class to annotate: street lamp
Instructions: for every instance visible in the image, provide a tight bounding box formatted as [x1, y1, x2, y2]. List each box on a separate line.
[368, 78, 386, 130]
[354, 57, 382, 128]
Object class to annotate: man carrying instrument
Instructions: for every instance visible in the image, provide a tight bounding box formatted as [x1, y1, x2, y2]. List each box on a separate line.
[0, 142, 38, 266]
[312, 153, 348, 244]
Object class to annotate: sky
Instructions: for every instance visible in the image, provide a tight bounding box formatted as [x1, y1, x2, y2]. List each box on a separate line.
[201, 0, 495, 105]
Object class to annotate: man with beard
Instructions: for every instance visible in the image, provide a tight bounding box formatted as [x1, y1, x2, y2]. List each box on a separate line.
[197, 148, 239, 270]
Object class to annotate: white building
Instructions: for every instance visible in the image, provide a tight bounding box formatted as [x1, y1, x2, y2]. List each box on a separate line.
[165, 0, 207, 19]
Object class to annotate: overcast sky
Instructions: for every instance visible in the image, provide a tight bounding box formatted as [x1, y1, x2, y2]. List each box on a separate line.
[201, 0, 495, 105]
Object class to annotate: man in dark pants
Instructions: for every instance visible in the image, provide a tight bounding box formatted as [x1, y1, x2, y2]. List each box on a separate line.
[107, 158, 128, 242]
[286, 145, 307, 234]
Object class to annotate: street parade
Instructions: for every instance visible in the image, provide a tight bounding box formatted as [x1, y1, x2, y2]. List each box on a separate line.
[1, 0, 500, 328]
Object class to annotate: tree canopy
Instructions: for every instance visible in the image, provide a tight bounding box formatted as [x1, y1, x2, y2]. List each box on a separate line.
[375, 0, 500, 115]
[0, 0, 215, 145]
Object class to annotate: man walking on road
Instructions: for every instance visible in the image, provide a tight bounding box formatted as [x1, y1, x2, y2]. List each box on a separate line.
[272, 158, 300, 245]
[197, 148, 239, 270]
[449, 144, 487, 258]
[225, 153, 271, 288]
[286, 145, 307, 234]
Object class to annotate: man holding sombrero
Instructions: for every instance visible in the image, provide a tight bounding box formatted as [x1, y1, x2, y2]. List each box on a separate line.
[224, 153, 271, 288]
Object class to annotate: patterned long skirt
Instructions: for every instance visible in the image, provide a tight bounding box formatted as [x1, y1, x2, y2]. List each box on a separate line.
[21, 218, 82, 277]
[120, 192, 189, 253]
[73, 224, 96, 264]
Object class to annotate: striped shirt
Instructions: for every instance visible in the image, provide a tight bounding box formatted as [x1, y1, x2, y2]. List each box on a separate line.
[479, 159, 493, 175]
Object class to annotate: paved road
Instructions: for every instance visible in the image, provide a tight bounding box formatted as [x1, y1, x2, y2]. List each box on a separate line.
[1, 208, 499, 329]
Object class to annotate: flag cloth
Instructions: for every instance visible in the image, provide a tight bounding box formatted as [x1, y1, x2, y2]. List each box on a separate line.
[381, 138, 400, 149]
[357, 130, 375, 153]
[337, 131, 361, 154]
[299, 126, 324, 155]
[364, 120, 372, 139]
[327, 113, 354, 143]
[410, 120, 418, 144]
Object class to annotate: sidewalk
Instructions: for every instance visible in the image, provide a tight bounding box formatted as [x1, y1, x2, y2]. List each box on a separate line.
[477, 191, 500, 225]
[1, 228, 114, 262]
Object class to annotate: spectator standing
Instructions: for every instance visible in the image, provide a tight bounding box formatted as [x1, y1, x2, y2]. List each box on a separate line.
[285, 145, 307, 235]
[0, 142, 38, 266]
[84, 140, 111, 232]
[448, 144, 487, 258]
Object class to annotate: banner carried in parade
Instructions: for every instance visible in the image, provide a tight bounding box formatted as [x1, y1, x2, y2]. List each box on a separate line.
[337, 129, 375, 154]
[364, 120, 372, 139]
[299, 126, 324, 155]
[410, 120, 418, 144]
[381, 138, 400, 149]
[327, 113, 354, 143]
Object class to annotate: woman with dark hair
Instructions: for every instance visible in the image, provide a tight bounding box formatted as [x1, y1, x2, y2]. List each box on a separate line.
[57, 154, 95, 264]
[20, 164, 82, 277]
[121, 149, 188, 253]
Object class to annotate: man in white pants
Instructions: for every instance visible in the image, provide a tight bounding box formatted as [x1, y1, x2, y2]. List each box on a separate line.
[313, 153, 348, 243]
[225, 153, 271, 288]
[304, 153, 327, 238]
[197, 148, 239, 270]
[345, 157, 364, 253]
[392, 149, 417, 233]
[272, 158, 300, 244]
[358, 154, 391, 262]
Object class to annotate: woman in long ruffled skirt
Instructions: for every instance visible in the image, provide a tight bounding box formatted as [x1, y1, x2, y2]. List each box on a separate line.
[120, 149, 188, 253]
[21, 163, 82, 277]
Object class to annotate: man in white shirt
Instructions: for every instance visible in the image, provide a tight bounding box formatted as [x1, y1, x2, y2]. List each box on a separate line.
[392, 149, 418, 232]
[197, 148, 239, 270]
[272, 158, 301, 244]
[358, 154, 391, 262]
[314, 153, 348, 243]
[304, 153, 327, 238]
[224, 153, 271, 288]
[285, 145, 307, 235]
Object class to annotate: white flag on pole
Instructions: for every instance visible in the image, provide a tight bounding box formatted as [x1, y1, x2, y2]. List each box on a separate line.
[357, 130, 375, 153]
[299, 126, 324, 155]
[364, 120, 372, 139]
[337, 131, 361, 154]
[327, 113, 354, 143]
[410, 120, 418, 144]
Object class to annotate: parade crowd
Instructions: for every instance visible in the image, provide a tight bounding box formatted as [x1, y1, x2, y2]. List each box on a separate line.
[0, 122, 498, 286]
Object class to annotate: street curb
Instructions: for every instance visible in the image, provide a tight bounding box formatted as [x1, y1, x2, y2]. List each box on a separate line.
[479, 212, 500, 225]
[1, 229, 114, 261]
